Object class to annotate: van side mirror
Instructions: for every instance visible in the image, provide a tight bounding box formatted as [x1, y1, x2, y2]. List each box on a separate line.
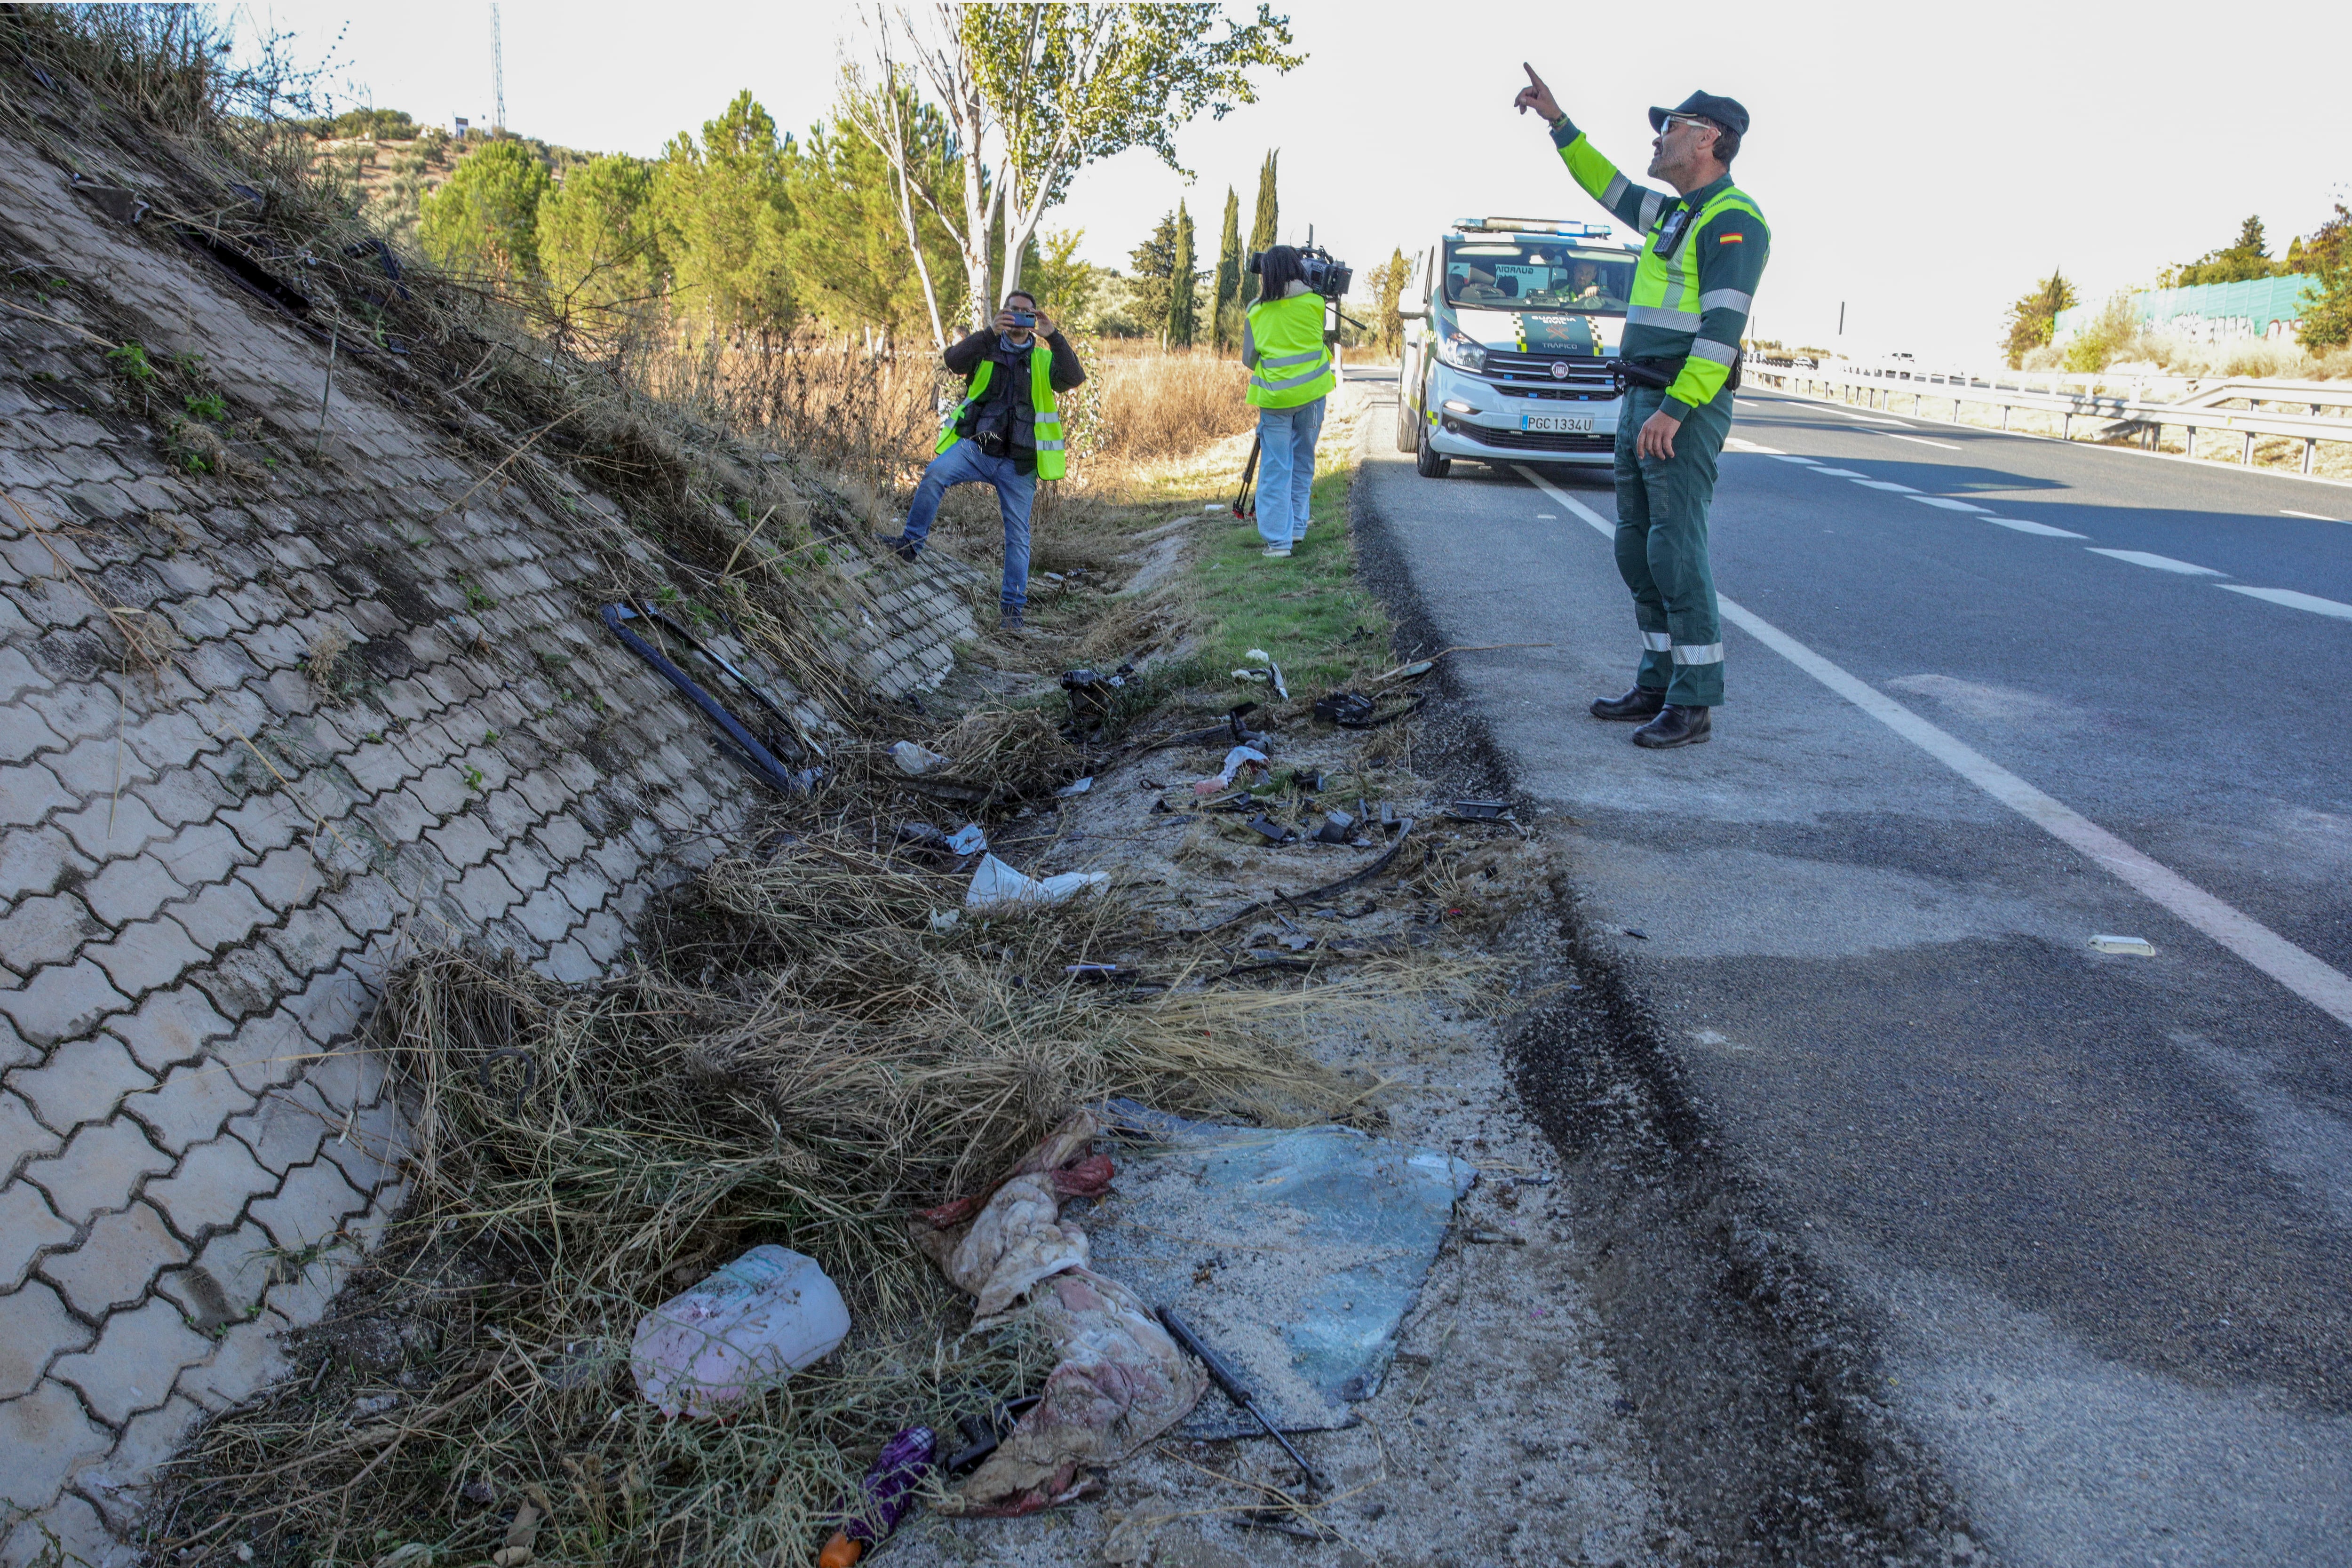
[1396, 303, 1428, 320]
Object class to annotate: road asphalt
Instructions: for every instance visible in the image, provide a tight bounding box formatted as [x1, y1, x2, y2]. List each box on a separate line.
[1348, 370, 2352, 1567]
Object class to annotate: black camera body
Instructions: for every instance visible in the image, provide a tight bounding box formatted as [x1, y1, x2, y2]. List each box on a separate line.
[1247, 239, 1352, 301]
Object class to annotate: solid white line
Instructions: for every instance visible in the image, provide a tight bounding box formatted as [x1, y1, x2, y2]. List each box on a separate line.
[1880, 431, 1963, 451]
[1985, 517, 2089, 538]
[2217, 585, 2352, 620]
[1724, 438, 1786, 454]
[1514, 463, 2352, 1035]
[2086, 548, 2225, 576]
[1911, 496, 1990, 512]
[2281, 509, 2344, 523]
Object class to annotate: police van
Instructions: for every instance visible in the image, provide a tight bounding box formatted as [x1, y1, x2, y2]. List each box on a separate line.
[1395, 217, 1640, 478]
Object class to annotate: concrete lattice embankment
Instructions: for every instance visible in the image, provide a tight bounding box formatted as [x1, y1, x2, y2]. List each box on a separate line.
[0, 131, 981, 1565]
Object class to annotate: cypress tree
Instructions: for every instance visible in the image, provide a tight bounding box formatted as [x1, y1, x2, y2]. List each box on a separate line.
[1166, 200, 1198, 346]
[1244, 150, 1278, 305]
[1213, 186, 1242, 349]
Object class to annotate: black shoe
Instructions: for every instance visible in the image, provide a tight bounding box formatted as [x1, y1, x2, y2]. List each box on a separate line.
[1631, 705, 1711, 748]
[997, 610, 1025, 634]
[1590, 685, 1669, 721]
[875, 533, 920, 564]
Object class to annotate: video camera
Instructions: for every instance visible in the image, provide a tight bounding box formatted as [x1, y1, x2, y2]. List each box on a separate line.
[1247, 233, 1352, 301]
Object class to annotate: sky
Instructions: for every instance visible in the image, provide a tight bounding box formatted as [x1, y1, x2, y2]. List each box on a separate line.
[247, 0, 2348, 363]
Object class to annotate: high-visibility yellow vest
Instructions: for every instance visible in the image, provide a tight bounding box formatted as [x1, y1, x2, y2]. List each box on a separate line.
[936, 342, 1065, 480]
[1245, 292, 1336, 409]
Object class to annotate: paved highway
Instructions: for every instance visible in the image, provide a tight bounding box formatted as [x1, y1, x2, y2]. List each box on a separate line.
[1351, 375, 2352, 1566]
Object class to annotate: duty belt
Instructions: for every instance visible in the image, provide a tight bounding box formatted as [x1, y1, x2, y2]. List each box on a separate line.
[1613, 352, 1741, 398]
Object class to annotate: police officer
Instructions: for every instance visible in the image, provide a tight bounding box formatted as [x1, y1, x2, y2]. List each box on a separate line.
[1515, 70, 1771, 749]
[884, 290, 1086, 633]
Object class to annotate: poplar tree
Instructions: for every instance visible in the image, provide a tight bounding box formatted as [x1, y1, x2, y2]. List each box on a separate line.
[1244, 150, 1279, 305]
[1166, 199, 1198, 346]
[1212, 185, 1241, 349]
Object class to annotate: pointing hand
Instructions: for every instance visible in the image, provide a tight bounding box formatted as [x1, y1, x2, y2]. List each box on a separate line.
[1515, 64, 1561, 121]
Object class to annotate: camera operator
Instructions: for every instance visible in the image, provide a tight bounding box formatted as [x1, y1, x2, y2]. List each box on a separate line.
[882, 290, 1085, 633]
[1242, 245, 1338, 560]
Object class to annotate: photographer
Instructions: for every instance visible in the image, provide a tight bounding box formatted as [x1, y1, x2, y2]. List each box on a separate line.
[1242, 245, 1337, 560]
[882, 290, 1085, 633]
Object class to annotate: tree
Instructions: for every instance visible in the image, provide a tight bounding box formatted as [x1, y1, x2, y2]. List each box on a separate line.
[859, 3, 1303, 334]
[1027, 227, 1098, 329]
[2285, 201, 2351, 279]
[657, 90, 798, 342]
[1244, 149, 1278, 305]
[785, 95, 966, 343]
[1165, 199, 1198, 346]
[2161, 215, 2279, 288]
[2297, 204, 2352, 350]
[536, 153, 664, 324]
[2002, 267, 2077, 367]
[835, 41, 961, 350]
[1126, 209, 1181, 336]
[1211, 185, 1242, 350]
[1366, 246, 1412, 357]
[418, 140, 550, 279]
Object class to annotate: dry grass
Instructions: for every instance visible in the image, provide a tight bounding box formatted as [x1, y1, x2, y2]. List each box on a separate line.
[1090, 349, 1256, 464]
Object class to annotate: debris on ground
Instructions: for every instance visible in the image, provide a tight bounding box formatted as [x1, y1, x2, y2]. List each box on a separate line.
[967, 853, 1112, 908]
[2090, 934, 2156, 955]
[1232, 647, 1290, 700]
[819, 1425, 938, 1566]
[894, 740, 954, 776]
[630, 1245, 850, 1417]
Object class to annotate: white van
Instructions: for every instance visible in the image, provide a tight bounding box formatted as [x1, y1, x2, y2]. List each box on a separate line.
[1395, 217, 1642, 478]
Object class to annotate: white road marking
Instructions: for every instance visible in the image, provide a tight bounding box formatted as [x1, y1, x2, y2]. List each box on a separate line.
[2217, 585, 2352, 620]
[1517, 460, 2352, 1035]
[1911, 496, 1991, 512]
[1852, 479, 1920, 493]
[1734, 398, 1764, 407]
[1771, 454, 1820, 464]
[1817, 404, 1916, 428]
[1537, 513, 1559, 519]
[1985, 517, 2089, 538]
[1809, 467, 1865, 477]
[2086, 549, 2225, 576]
[2281, 509, 2344, 524]
[1881, 431, 1963, 450]
[1724, 438, 1786, 454]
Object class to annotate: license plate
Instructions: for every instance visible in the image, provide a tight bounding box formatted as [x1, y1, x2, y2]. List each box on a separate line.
[1520, 414, 1595, 433]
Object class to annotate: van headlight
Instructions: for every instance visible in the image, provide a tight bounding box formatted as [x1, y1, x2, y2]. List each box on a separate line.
[1434, 330, 1487, 374]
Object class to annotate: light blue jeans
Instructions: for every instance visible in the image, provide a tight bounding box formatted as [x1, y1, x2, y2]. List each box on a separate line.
[903, 438, 1035, 611]
[1254, 396, 1326, 547]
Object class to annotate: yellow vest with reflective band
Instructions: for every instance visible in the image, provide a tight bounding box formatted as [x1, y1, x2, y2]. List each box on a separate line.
[1245, 292, 1336, 409]
[1628, 183, 1764, 344]
[937, 341, 1065, 481]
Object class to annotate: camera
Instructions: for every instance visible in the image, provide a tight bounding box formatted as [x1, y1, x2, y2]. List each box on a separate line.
[1008, 310, 1037, 328]
[1247, 238, 1352, 300]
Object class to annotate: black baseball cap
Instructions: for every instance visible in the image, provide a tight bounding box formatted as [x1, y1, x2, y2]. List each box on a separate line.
[1648, 91, 1749, 138]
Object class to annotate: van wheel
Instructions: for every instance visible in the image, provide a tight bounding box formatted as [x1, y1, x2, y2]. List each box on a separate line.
[1415, 422, 1451, 478]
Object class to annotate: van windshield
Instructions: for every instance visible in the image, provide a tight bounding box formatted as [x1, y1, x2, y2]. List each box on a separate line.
[1444, 241, 1633, 313]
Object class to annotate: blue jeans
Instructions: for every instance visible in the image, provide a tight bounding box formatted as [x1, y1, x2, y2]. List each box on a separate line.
[903, 438, 1036, 610]
[1254, 397, 1326, 547]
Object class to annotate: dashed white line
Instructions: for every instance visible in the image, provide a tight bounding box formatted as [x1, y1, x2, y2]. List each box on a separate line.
[1910, 496, 1990, 512]
[2086, 549, 2225, 576]
[1984, 517, 2089, 538]
[2281, 509, 2344, 524]
[2217, 585, 2352, 620]
[1771, 454, 1819, 464]
[1809, 467, 1865, 478]
[1817, 404, 1916, 428]
[1851, 479, 1920, 493]
[1516, 460, 2352, 1036]
[1880, 431, 1963, 450]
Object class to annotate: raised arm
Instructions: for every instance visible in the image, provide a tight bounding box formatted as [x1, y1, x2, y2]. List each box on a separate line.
[1661, 204, 1770, 416]
[1515, 64, 1669, 236]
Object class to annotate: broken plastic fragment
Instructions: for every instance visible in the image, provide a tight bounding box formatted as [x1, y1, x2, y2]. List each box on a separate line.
[2089, 934, 2154, 955]
[892, 740, 953, 777]
[965, 854, 1110, 908]
[946, 823, 987, 856]
[1056, 776, 1094, 797]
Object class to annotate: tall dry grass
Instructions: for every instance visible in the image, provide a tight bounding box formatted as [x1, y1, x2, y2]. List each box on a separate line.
[1089, 347, 1255, 464]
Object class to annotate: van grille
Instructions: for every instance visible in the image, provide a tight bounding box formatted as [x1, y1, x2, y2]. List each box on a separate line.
[1449, 422, 1615, 454]
[1481, 348, 1617, 387]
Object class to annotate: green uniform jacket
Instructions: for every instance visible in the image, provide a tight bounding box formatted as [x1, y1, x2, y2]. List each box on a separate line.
[1551, 117, 1771, 421]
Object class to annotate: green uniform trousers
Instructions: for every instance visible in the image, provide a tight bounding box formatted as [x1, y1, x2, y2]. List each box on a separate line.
[1613, 383, 1732, 708]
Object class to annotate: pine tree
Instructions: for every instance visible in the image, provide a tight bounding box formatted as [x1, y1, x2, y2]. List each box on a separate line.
[2002, 268, 2077, 367]
[1165, 199, 1198, 347]
[1244, 150, 1279, 306]
[1213, 186, 1242, 350]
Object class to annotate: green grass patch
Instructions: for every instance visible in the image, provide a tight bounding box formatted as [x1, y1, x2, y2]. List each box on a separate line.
[1189, 438, 1390, 696]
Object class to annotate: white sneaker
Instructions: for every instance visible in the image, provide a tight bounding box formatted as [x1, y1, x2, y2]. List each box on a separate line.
[1261, 544, 1292, 558]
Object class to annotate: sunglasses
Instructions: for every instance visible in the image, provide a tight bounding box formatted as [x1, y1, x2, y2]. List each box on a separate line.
[1658, 113, 1715, 138]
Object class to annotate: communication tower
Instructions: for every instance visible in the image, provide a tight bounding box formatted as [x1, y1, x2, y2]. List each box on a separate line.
[490, 2, 505, 134]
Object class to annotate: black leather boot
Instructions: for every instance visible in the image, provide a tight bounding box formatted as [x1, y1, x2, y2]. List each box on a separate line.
[1590, 685, 1669, 721]
[1631, 704, 1711, 748]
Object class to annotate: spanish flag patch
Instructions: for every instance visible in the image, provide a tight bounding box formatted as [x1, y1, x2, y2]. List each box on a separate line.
[1719, 233, 1744, 244]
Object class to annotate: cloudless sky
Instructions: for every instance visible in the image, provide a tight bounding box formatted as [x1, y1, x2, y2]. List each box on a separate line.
[252, 0, 2347, 362]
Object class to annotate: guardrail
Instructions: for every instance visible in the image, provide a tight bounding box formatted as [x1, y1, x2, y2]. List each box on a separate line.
[1747, 360, 2352, 476]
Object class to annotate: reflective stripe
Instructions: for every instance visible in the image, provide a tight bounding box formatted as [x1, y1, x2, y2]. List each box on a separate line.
[1626, 303, 1701, 330]
[1698, 288, 1753, 313]
[1641, 632, 1672, 652]
[1670, 643, 1724, 665]
[1260, 348, 1326, 367]
[1637, 191, 1663, 231]
[1690, 338, 1739, 365]
[1034, 439, 1066, 451]
[1252, 361, 1333, 391]
[1603, 173, 1629, 207]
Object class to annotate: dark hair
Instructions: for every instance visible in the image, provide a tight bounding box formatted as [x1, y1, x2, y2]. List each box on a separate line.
[1004, 289, 1037, 310]
[1705, 120, 1740, 165]
[1256, 245, 1305, 297]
